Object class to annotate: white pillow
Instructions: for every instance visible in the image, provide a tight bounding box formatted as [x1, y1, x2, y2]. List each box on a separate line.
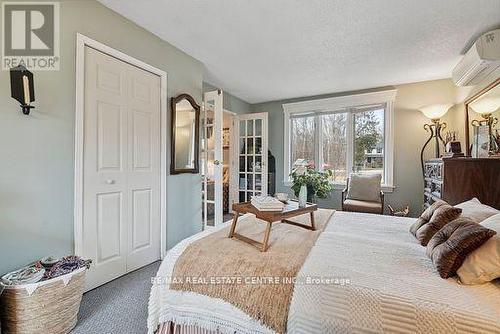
[457, 213, 500, 285]
[454, 198, 499, 223]
[346, 173, 381, 202]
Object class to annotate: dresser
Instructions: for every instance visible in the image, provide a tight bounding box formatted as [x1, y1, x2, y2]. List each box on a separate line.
[423, 158, 500, 210]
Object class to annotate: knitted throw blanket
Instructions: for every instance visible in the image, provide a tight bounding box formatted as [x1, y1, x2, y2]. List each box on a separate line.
[169, 209, 334, 333]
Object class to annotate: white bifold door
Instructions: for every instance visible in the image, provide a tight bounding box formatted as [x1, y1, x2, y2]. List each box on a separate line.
[82, 47, 161, 290]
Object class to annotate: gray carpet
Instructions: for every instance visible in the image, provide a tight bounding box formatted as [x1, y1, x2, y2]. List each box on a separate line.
[72, 261, 161, 334]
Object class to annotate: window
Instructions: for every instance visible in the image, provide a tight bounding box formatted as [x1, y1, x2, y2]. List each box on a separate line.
[321, 112, 347, 182]
[283, 90, 396, 189]
[290, 114, 316, 168]
[353, 108, 385, 179]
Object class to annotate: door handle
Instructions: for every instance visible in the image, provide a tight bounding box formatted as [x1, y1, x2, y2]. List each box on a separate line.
[214, 160, 221, 166]
[105, 179, 115, 185]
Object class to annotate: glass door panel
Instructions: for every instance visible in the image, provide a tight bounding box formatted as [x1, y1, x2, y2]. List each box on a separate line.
[235, 113, 268, 203]
[202, 90, 223, 228]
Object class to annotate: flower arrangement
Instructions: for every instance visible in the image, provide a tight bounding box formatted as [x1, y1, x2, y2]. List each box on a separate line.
[290, 162, 333, 202]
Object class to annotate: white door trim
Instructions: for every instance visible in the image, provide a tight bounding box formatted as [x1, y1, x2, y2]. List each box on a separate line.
[74, 33, 167, 260]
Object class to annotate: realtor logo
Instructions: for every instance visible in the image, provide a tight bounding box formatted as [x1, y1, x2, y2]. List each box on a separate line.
[2, 2, 60, 70]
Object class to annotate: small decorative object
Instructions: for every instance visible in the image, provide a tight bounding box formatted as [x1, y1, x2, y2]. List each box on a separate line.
[419, 104, 452, 181]
[472, 125, 490, 158]
[290, 161, 333, 203]
[274, 192, 289, 203]
[40, 256, 60, 268]
[1, 266, 45, 285]
[250, 195, 284, 211]
[223, 128, 230, 147]
[298, 185, 307, 207]
[443, 131, 464, 158]
[492, 130, 500, 156]
[10, 64, 35, 115]
[388, 205, 410, 217]
[44, 255, 92, 279]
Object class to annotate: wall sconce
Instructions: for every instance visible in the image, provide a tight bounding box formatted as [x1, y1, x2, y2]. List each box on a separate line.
[419, 104, 452, 178]
[10, 65, 35, 115]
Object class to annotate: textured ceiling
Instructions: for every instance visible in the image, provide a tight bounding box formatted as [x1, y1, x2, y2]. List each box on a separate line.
[98, 0, 500, 103]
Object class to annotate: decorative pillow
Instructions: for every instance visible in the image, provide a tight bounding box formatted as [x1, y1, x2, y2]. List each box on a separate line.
[415, 204, 462, 246]
[409, 200, 446, 236]
[455, 198, 499, 223]
[457, 213, 500, 284]
[426, 217, 496, 279]
[346, 173, 381, 202]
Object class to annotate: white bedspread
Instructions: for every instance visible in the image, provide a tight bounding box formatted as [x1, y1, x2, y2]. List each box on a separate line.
[148, 212, 500, 334]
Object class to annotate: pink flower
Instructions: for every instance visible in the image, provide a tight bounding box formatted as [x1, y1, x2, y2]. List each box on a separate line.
[295, 165, 306, 176]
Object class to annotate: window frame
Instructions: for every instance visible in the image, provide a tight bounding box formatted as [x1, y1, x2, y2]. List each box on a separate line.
[283, 89, 397, 192]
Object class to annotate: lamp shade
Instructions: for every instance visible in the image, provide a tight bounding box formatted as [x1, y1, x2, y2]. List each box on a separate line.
[419, 104, 453, 120]
[470, 97, 500, 115]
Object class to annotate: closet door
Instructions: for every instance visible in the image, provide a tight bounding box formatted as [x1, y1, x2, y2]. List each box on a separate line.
[125, 62, 161, 272]
[82, 47, 160, 290]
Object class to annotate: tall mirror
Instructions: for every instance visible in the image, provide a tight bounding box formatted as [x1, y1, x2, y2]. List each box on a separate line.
[465, 78, 500, 157]
[171, 94, 200, 174]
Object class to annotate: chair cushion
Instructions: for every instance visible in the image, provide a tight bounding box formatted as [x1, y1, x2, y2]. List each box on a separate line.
[457, 213, 500, 284]
[346, 173, 382, 202]
[455, 197, 499, 223]
[343, 199, 382, 214]
[415, 204, 462, 246]
[426, 217, 496, 279]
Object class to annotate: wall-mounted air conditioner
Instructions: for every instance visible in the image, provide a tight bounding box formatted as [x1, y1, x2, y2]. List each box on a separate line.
[452, 29, 500, 86]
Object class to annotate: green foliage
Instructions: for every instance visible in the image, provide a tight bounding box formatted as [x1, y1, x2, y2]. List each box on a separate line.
[354, 112, 381, 168]
[290, 166, 334, 200]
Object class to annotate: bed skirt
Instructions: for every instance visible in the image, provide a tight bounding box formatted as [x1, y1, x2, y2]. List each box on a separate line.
[156, 322, 217, 334]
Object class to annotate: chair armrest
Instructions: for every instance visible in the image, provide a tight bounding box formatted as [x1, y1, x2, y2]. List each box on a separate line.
[341, 188, 347, 210]
[379, 190, 385, 214]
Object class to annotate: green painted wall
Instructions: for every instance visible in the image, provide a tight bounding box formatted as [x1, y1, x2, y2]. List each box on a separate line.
[0, 0, 204, 274]
[203, 82, 251, 115]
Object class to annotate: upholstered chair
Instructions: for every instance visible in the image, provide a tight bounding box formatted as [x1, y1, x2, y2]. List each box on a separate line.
[342, 173, 384, 214]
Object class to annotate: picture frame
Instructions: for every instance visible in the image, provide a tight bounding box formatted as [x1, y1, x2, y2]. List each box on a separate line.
[223, 127, 230, 148]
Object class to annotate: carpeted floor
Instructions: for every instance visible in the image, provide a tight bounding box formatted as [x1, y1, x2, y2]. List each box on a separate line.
[72, 261, 161, 334]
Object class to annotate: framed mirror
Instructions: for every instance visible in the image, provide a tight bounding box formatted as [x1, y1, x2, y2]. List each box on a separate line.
[465, 78, 500, 157]
[171, 94, 200, 174]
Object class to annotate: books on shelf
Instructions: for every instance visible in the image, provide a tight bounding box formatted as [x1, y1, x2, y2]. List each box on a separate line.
[250, 196, 284, 211]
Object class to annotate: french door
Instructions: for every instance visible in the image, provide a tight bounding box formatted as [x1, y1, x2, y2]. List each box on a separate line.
[202, 90, 223, 228]
[235, 113, 268, 202]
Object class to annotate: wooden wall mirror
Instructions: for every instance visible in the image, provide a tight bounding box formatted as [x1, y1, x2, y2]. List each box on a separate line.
[464, 78, 500, 157]
[171, 94, 200, 174]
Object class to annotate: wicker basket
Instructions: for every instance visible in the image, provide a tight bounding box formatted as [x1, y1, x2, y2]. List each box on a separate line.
[0, 268, 86, 334]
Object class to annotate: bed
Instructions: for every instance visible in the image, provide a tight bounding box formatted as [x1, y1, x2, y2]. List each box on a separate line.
[147, 211, 500, 334]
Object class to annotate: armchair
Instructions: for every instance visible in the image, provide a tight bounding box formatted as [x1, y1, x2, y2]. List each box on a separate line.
[341, 175, 384, 215]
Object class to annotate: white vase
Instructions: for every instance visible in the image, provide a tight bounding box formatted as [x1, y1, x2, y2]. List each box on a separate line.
[298, 185, 307, 207]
